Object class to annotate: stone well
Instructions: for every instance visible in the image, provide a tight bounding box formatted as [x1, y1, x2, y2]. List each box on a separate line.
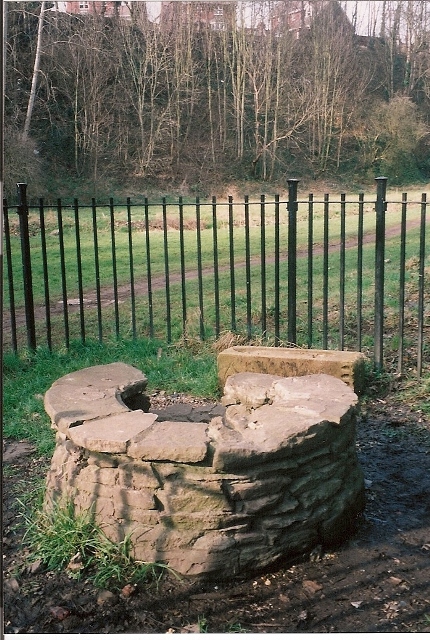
[44, 362, 365, 579]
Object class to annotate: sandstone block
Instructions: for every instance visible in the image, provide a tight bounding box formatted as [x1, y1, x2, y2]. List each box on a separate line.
[44, 362, 148, 431]
[117, 462, 160, 490]
[113, 487, 155, 511]
[156, 484, 230, 514]
[218, 346, 367, 393]
[68, 411, 158, 453]
[222, 372, 284, 409]
[128, 421, 209, 463]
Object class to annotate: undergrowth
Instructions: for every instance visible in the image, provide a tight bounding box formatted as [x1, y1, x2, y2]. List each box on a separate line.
[18, 496, 173, 591]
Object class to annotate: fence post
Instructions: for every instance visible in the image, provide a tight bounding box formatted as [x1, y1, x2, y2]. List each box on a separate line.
[287, 179, 299, 344]
[16, 182, 36, 350]
[374, 176, 387, 371]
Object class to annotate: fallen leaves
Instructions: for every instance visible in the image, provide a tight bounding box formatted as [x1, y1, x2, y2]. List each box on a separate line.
[383, 600, 408, 619]
[302, 579, 323, 596]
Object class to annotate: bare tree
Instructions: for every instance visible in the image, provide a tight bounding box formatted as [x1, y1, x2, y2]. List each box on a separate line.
[22, 1, 45, 141]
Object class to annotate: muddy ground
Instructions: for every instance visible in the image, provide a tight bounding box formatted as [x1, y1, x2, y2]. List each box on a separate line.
[3, 390, 430, 634]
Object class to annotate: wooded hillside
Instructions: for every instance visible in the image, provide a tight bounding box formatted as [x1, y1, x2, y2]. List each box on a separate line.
[5, 1, 430, 198]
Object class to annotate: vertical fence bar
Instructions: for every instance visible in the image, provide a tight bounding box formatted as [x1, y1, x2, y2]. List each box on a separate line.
[126, 198, 136, 340]
[39, 198, 52, 350]
[374, 176, 388, 371]
[287, 179, 299, 344]
[397, 192, 407, 374]
[357, 193, 364, 352]
[16, 183, 36, 350]
[56, 198, 69, 349]
[212, 196, 220, 338]
[307, 193, 314, 348]
[244, 195, 252, 339]
[92, 198, 103, 342]
[109, 198, 120, 339]
[3, 200, 18, 352]
[322, 193, 329, 350]
[274, 194, 280, 345]
[228, 195, 236, 332]
[417, 193, 427, 377]
[196, 197, 205, 340]
[144, 198, 154, 338]
[260, 195, 266, 336]
[339, 193, 346, 350]
[73, 198, 85, 345]
[179, 196, 187, 337]
[162, 197, 172, 343]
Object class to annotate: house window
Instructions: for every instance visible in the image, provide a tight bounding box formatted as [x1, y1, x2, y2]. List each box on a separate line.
[79, 1, 89, 12]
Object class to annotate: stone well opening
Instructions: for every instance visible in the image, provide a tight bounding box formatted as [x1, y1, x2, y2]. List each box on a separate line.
[44, 359, 365, 579]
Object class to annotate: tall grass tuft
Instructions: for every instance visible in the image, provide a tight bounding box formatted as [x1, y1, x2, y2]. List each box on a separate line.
[18, 496, 173, 590]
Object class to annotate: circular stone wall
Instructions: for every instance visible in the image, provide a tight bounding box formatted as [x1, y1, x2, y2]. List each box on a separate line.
[44, 363, 365, 579]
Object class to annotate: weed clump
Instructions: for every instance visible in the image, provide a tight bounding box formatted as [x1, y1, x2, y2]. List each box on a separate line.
[19, 497, 171, 591]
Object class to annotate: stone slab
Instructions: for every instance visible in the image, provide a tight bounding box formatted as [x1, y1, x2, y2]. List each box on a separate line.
[68, 411, 158, 453]
[44, 362, 148, 430]
[217, 346, 367, 394]
[128, 421, 209, 463]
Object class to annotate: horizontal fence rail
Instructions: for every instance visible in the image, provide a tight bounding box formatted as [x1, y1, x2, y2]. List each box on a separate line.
[2, 179, 428, 376]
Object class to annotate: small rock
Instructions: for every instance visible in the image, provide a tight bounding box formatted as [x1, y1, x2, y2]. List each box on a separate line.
[387, 576, 403, 586]
[97, 589, 117, 606]
[121, 583, 136, 598]
[181, 624, 200, 633]
[4, 577, 20, 593]
[302, 579, 323, 595]
[49, 606, 71, 621]
[29, 559, 43, 575]
[67, 552, 84, 572]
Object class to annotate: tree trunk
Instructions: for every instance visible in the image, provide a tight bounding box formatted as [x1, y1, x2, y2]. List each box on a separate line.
[22, 1, 46, 141]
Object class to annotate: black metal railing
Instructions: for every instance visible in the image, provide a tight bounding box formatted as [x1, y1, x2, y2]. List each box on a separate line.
[2, 178, 428, 375]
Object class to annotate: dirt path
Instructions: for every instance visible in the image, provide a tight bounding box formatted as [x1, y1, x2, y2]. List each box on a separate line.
[3, 217, 421, 339]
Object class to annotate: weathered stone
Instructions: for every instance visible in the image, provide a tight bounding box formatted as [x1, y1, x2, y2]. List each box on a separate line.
[192, 531, 236, 551]
[112, 487, 155, 511]
[156, 484, 230, 513]
[222, 372, 284, 409]
[218, 346, 368, 393]
[87, 452, 119, 468]
[222, 478, 291, 501]
[44, 363, 365, 580]
[117, 462, 161, 490]
[128, 421, 209, 463]
[77, 465, 119, 486]
[69, 411, 158, 453]
[44, 362, 148, 431]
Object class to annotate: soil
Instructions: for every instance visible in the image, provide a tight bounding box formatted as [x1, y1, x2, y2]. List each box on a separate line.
[3, 389, 430, 634]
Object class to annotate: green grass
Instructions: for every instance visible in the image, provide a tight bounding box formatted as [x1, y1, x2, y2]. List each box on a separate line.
[7, 223, 425, 361]
[4, 189, 426, 310]
[18, 493, 172, 591]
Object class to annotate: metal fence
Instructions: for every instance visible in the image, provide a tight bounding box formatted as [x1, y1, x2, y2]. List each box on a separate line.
[2, 178, 428, 375]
